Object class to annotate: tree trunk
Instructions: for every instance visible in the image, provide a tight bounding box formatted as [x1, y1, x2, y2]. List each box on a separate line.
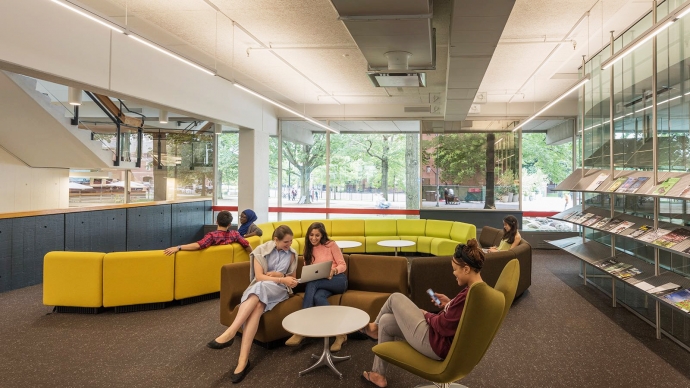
[405, 134, 420, 216]
[381, 136, 390, 200]
[484, 133, 496, 209]
[300, 167, 311, 204]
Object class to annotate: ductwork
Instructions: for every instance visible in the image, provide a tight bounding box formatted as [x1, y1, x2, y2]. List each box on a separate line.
[331, 0, 434, 87]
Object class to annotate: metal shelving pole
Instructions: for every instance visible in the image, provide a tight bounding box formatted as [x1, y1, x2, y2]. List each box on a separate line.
[609, 31, 617, 308]
[652, 0, 661, 340]
[581, 55, 587, 285]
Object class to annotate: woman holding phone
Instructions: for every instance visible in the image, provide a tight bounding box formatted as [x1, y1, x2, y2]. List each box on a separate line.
[360, 239, 485, 387]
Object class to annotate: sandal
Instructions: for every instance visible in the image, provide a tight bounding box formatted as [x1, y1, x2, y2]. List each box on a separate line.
[361, 371, 387, 388]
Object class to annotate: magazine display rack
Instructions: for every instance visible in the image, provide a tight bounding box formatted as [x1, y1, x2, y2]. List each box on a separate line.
[551, 169, 690, 347]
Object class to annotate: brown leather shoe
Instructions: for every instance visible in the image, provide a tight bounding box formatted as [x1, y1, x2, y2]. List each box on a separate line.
[330, 334, 347, 352]
[285, 334, 304, 346]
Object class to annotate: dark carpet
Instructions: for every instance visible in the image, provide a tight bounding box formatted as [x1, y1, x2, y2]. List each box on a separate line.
[1, 250, 689, 388]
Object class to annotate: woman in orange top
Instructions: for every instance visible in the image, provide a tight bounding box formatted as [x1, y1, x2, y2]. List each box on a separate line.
[285, 222, 348, 351]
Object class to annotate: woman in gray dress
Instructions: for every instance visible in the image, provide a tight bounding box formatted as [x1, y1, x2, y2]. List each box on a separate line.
[206, 225, 299, 383]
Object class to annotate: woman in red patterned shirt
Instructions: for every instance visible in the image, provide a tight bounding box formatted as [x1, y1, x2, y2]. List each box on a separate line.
[361, 239, 485, 388]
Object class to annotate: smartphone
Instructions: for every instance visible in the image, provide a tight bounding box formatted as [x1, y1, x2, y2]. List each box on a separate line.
[426, 288, 441, 306]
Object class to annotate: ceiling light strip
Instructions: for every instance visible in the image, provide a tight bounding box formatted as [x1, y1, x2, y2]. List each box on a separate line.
[601, 0, 690, 70]
[512, 75, 591, 132]
[234, 84, 340, 134]
[51, 0, 124, 33]
[127, 35, 215, 76]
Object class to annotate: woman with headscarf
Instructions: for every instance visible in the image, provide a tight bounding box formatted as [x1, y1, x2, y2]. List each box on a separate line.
[238, 209, 263, 238]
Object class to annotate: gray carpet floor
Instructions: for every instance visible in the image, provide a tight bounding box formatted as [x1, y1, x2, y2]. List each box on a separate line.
[1, 250, 689, 388]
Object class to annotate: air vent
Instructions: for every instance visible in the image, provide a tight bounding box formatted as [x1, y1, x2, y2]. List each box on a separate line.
[404, 106, 431, 113]
[368, 72, 426, 87]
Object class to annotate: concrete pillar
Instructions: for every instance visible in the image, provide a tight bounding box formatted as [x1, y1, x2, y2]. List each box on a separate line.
[238, 128, 269, 223]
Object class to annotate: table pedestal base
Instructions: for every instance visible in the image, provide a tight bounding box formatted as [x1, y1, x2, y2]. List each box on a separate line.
[299, 337, 350, 379]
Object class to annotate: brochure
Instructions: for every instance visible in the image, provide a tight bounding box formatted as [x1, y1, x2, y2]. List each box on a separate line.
[662, 289, 690, 312]
[585, 173, 610, 191]
[615, 177, 637, 193]
[600, 218, 624, 231]
[595, 259, 619, 270]
[575, 213, 595, 224]
[626, 177, 649, 194]
[634, 281, 655, 291]
[652, 228, 690, 249]
[605, 177, 629, 192]
[628, 225, 653, 239]
[592, 217, 612, 229]
[679, 185, 690, 198]
[652, 177, 680, 195]
[648, 282, 682, 295]
[616, 267, 642, 280]
[581, 215, 602, 227]
[562, 211, 581, 221]
[609, 220, 635, 234]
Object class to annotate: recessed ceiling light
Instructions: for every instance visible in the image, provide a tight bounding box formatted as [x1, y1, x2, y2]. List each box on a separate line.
[342, 54, 349, 57]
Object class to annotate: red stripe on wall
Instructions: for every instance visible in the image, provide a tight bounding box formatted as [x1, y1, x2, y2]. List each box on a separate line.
[523, 211, 558, 217]
[212, 206, 419, 216]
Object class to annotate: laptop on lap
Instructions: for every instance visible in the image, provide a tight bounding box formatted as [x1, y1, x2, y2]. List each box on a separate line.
[298, 261, 332, 283]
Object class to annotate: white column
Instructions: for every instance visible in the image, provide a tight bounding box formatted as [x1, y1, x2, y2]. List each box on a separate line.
[238, 128, 270, 223]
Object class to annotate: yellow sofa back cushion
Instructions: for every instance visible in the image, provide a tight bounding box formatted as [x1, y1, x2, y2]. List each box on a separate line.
[43, 251, 104, 308]
[300, 220, 332, 237]
[425, 220, 453, 238]
[256, 222, 275, 243]
[365, 219, 397, 236]
[331, 219, 365, 236]
[103, 250, 174, 307]
[277, 220, 303, 238]
[449, 222, 476, 244]
[397, 219, 426, 236]
[174, 245, 235, 300]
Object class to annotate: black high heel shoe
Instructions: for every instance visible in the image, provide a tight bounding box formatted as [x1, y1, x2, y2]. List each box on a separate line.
[207, 337, 234, 350]
[230, 360, 251, 384]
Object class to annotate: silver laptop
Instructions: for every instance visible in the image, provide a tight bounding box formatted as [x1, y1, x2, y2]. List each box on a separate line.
[298, 261, 332, 283]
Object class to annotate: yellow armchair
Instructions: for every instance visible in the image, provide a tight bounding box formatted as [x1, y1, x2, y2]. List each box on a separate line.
[372, 260, 520, 388]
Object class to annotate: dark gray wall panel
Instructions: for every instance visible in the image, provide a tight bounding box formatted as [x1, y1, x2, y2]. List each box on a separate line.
[204, 200, 213, 225]
[127, 205, 172, 251]
[65, 209, 127, 252]
[12, 215, 64, 289]
[0, 219, 12, 293]
[171, 202, 206, 246]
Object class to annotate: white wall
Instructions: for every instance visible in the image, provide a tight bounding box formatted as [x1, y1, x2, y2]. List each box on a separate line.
[0, 148, 69, 213]
[0, 0, 277, 132]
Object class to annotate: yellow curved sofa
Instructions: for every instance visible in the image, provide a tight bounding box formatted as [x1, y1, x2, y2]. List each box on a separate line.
[43, 242, 260, 310]
[252, 219, 476, 257]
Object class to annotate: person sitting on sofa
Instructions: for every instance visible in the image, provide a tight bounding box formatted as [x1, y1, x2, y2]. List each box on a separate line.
[163, 210, 251, 256]
[238, 209, 262, 238]
[488, 215, 521, 252]
[285, 222, 348, 351]
[206, 225, 299, 383]
[361, 239, 485, 388]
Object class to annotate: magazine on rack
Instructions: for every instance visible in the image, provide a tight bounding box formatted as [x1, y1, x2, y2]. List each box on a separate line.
[609, 220, 635, 234]
[575, 213, 595, 224]
[626, 177, 650, 194]
[662, 289, 690, 312]
[592, 217, 612, 229]
[679, 185, 690, 198]
[628, 225, 653, 239]
[616, 267, 642, 280]
[652, 228, 690, 249]
[581, 215, 602, 227]
[615, 177, 637, 193]
[605, 177, 629, 192]
[585, 173, 610, 191]
[562, 211, 582, 221]
[648, 282, 682, 295]
[599, 218, 624, 231]
[595, 259, 619, 270]
[651, 177, 680, 195]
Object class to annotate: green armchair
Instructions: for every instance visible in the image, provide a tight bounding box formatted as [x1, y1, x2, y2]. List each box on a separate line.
[372, 259, 520, 387]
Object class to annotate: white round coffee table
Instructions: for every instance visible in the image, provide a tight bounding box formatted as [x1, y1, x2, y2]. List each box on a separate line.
[282, 305, 369, 379]
[335, 240, 362, 251]
[377, 239, 415, 256]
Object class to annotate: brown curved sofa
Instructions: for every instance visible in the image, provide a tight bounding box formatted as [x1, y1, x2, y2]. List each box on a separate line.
[219, 254, 408, 345]
[409, 226, 532, 312]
